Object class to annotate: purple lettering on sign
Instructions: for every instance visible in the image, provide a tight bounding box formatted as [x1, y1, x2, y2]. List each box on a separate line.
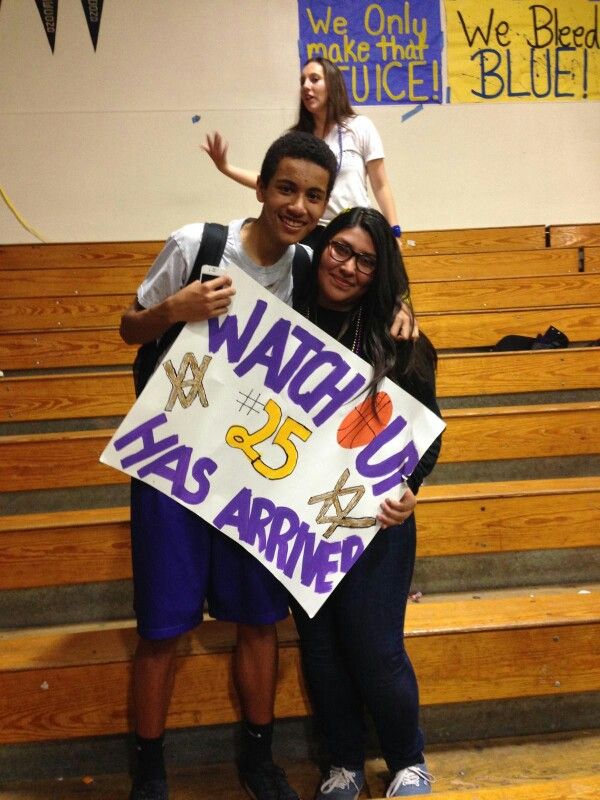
[213, 488, 360, 593]
[265, 506, 301, 569]
[114, 413, 178, 469]
[213, 487, 252, 540]
[234, 318, 292, 387]
[356, 415, 419, 495]
[298, 525, 342, 593]
[246, 496, 277, 553]
[281, 520, 310, 578]
[340, 535, 364, 571]
[208, 299, 267, 363]
[288, 352, 366, 426]
[137, 444, 216, 504]
[234, 319, 324, 394]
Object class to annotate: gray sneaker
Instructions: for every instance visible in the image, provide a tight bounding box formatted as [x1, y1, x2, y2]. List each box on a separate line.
[386, 763, 433, 796]
[316, 766, 365, 800]
[129, 778, 168, 800]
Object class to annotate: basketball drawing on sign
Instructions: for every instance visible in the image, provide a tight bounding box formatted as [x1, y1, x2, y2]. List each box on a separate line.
[337, 392, 393, 448]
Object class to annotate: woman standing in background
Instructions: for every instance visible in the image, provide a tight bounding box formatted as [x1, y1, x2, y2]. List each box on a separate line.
[202, 57, 401, 248]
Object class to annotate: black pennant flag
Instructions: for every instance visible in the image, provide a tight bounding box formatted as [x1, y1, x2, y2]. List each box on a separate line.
[80, 0, 104, 50]
[34, 0, 59, 53]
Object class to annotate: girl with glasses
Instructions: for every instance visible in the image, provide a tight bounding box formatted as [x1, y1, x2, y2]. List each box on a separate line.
[292, 207, 442, 799]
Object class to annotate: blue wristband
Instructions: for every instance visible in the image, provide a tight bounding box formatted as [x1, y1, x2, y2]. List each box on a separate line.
[391, 224, 401, 237]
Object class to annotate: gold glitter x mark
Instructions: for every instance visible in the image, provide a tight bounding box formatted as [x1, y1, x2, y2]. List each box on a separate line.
[308, 468, 376, 539]
[163, 353, 212, 411]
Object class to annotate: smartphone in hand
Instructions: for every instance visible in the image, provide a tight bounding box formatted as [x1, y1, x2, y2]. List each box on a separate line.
[200, 264, 226, 283]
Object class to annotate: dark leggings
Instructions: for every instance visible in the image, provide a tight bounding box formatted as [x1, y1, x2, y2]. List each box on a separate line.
[291, 516, 424, 773]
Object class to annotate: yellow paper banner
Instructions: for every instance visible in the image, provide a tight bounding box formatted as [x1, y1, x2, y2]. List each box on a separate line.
[446, 0, 600, 102]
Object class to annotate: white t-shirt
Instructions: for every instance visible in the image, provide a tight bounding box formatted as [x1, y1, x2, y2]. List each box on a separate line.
[322, 115, 385, 223]
[138, 218, 311, 310]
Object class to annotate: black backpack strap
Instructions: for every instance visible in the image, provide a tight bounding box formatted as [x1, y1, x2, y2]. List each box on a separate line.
[159, 222, 228, 343]
[133, 223, 228, 396]
[188, 222, 228, 284]
[291, 243, 312, 310]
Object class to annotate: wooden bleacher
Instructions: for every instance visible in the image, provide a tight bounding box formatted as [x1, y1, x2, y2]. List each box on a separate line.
[1, 585, 598, 745]
[0, 224, 598, 777]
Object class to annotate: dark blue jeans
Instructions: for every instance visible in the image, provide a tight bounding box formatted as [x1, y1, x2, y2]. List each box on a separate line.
[291, 516, 424, 774]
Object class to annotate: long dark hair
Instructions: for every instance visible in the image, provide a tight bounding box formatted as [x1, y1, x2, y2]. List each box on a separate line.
[300, 208, 437, 395]
[291, 57, 356, 134]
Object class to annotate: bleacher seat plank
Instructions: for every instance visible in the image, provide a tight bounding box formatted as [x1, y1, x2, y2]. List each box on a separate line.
[2, 349, 598, 423]
[436, 347, 600, 397]
[0, 295, 127, 332]
[584, 246, 600, 273]
[0, 586, 597, 743]
[441, 402, 600, 463]
[404, 247, 579, 282]
[411, 274, 599, 313]
[549, 223, 600, 248]
[420, 475, 600, 501]
[421, 306, 599, 349]
[0, 229, 545, 272]
[397, 775, 600, 800]
[0, 371, 132, 422]
[3, 587, 597, 672]
[2, 477, 596, 589]
[2, 403, 598, 491]
[0, 508, 131, 590]
[417, 476, 600, 556]
[0, 241, 162, 270]
[8, 272, 597, 333]
[0, 329, 134, 370]
[0, 248, 581, 297]
[0, 429, 126, 492]
[1, 310, 596, 375]
[0, 266, 146, 298]
[401, 226, 546, 255]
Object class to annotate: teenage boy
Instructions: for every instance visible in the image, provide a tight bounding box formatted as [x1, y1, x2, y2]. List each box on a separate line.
[120, 132, 338, 800]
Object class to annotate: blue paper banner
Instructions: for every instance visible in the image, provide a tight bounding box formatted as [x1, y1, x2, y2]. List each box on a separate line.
[297, 0, 444, 105]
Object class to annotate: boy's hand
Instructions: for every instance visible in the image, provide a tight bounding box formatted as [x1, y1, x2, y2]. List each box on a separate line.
[172, 273, 235, 322]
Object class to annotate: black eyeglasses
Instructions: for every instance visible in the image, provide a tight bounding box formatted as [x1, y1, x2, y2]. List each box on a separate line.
[328, 239, 377, 275]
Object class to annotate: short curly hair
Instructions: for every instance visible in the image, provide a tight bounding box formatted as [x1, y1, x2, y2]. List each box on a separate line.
[259, 131, 337, 198]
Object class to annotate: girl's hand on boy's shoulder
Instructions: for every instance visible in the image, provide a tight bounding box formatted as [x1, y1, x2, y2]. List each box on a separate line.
[390, 302, 419, 341]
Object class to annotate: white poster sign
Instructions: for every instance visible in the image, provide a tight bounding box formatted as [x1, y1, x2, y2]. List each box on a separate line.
[100, 266, 445, 617]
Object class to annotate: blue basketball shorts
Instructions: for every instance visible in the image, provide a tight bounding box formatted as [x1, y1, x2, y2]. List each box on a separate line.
[130, 479, 290, 640]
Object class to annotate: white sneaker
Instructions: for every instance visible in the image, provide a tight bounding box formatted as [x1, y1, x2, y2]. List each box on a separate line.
[316, 766, 365, 800]
[386, 763, 433, 796]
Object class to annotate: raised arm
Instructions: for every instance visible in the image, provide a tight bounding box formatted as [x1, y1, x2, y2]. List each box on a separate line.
[120, 274, 235, 345]
[201, 131, 258, 190]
